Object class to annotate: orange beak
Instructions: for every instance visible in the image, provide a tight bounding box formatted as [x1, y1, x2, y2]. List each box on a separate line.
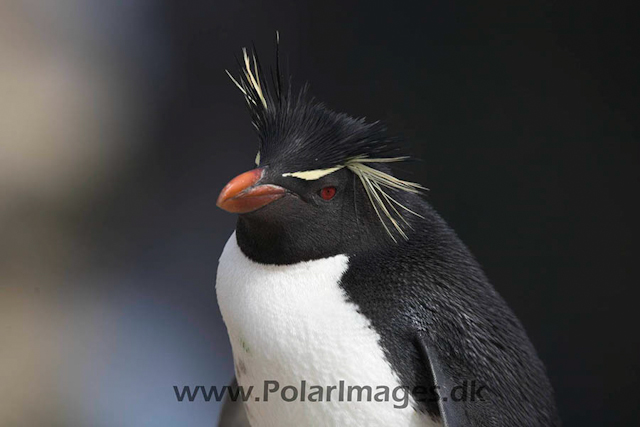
[216, 168, 286, 214]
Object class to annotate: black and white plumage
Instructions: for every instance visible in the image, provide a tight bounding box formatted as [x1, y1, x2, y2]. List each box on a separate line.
[215, 41, 560, 427]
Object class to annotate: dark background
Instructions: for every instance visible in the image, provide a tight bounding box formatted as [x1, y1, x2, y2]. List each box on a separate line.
[1, 0, 637, 425]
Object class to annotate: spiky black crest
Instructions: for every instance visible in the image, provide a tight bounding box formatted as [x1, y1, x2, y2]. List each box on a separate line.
[226, 36, 427, 240]
[226, 38, 404, 171]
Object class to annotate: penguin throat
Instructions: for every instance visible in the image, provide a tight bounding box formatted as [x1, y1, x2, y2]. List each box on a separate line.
[234, 215, 391, 265]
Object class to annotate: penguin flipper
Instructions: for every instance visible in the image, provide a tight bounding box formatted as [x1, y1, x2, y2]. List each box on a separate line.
[416, 332, 475, 427]
[217, 377, 251, 427]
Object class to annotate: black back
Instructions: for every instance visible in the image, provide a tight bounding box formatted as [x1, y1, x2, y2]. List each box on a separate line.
[338, 197, 561, 426]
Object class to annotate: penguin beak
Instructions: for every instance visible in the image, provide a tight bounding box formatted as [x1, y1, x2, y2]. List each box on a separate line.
[217, 168, 286, 214]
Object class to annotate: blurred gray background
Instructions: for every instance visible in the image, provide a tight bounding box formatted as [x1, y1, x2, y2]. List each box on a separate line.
[1, 0, 637, 425]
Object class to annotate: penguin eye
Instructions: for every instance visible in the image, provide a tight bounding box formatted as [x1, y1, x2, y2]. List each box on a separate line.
[319, 186, 337, 201]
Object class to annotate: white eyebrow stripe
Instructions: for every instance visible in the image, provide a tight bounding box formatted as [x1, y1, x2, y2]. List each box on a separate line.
[282, 166, 344, 180]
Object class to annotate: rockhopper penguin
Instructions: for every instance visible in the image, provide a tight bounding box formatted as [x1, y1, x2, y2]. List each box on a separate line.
[215, 44, 560, 426]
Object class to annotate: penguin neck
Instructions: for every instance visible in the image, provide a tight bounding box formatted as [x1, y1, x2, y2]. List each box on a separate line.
[234, 203, 427, 266]
[234, 215, 390, 265]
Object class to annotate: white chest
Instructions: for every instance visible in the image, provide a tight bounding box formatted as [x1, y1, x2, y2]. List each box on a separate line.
[216, 233, 437, 427]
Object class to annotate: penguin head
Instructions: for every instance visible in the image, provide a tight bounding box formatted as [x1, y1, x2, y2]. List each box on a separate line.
[217, 47, 426, 264]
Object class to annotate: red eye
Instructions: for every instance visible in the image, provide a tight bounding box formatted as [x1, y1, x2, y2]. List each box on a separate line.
[320, 186, 337, 200]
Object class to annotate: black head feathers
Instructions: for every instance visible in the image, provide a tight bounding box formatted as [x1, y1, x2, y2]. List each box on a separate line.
[225, 38, 404, 171]
[226, 38, 427, 240]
